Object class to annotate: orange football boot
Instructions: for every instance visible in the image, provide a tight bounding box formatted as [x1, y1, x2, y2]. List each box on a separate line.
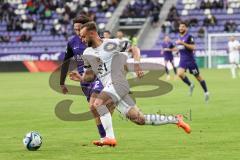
[93, 137, 117, 147]
[176, 115, 191, 134]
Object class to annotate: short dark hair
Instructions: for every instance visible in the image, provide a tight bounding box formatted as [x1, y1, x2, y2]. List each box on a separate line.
[73, 15, 90, 24]
[179, 21, 189, 27]
[81, 21, 97, 31]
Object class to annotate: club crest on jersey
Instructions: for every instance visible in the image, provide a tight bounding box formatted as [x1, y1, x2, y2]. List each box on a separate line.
[104, 42, 118, 52]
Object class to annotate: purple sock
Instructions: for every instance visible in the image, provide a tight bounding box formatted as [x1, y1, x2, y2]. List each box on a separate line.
[200, 80, 208, 93]
[97, 124, 106, 138]
[181, 76, 191, 86]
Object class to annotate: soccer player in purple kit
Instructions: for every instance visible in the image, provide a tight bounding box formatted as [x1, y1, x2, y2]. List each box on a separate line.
[161, 35, 177, 80]
[59, 15, 107, 142]
[175, 21, 209, 102]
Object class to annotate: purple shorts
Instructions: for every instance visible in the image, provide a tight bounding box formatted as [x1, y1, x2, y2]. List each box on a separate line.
[164, 52, 174, 61]
[179, 60, 200, 76]
[164, 55, 174, 61]
[81, 79, 103, 101]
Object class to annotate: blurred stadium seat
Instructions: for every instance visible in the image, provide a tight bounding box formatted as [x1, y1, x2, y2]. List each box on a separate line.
[0, 0, 121, 54]
[155, 0, 240, 50]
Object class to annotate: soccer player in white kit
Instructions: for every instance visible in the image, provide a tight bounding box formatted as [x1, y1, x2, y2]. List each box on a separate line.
[78, 22, 191, 147]
[228, 36, 240, 79]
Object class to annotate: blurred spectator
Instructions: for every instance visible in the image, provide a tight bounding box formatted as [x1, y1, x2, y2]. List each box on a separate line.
[189, 18, 198, 27]
[16, 34, 32, 42]
[200, 0, 224, 9]
[224, 21, 237, 32]
[43, 8, 52, 19]
[198, 27, 206, 38]
[26, 0, 36, 14]
[203, 14, 217, 26]
[161, 21, 172, 34]
[0, 34, 11, 43]
[167, 5, 179, 22]
[121, 0, 164, 18]
[151, 5, 160, 27]
[21, 16, 36, 31]
[200, 0, 212, 9]
[88, 12, 97, 22]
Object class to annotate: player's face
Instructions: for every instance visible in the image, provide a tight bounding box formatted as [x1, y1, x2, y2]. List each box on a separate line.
[74, 23, 82, 36]
[80, 27, 94, 47]
[116, 31, 123, 39]
[103, 32, 110, 39]
[164, 36, 170, 42]
[179, 24, 188, 35]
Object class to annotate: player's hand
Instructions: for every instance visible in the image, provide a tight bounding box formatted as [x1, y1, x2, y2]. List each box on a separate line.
[69, 71, 82, 82]
[60, 85, 68, 94]
[134, 63, 144, 78]
[176, 39, 184, 45]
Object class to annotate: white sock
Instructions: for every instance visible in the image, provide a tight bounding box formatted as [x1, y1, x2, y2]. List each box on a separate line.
[231, 64, 236, 79]
[96, 105, 115, 139]
[144, 114, 178, 125]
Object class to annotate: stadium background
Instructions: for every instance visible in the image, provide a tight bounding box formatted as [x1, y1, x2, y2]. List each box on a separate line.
[1, 0, 240, 71]
[0, 0, 240, 160]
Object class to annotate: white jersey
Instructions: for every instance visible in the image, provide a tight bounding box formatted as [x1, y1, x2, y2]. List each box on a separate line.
[228, 40, 240, 63]
[228, 40, 240, 54]
[82, 39, 129, 87]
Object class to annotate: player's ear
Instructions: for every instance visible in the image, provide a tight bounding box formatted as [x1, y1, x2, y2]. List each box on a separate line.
[89, 31, 94, 36]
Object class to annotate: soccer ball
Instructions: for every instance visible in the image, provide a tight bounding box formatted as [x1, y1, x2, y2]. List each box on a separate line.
[23, 131, 42, 151]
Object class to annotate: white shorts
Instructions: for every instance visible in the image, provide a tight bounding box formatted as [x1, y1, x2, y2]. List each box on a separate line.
[229, 53, 239, 64]
[102, 83, 135, 115]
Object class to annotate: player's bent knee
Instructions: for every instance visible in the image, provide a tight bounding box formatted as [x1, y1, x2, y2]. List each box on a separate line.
[93, 100, 102, 108]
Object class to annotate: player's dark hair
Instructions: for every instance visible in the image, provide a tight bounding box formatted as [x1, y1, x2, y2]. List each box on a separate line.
[179, 21, 189, 27]
[73, 15, 90, 24]
[81, 21, 97, 31]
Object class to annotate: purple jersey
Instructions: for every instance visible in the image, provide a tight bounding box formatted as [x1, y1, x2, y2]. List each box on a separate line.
[67, 35, 86, 74]
[66, 35, 103, 101]
[162, 42, 174, 61]
[177, 33, 195, 62]
[177, 33, 200, 75]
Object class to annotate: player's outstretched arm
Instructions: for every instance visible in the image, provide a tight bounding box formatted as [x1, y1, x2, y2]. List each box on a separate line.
[60, 44, 74, 94]
[129, 46, 144, 78]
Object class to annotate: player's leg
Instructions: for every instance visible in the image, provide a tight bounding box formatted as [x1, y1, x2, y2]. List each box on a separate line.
[89, 80, 115, 140]
[229, 53, 237, 79]
[170, 60, 177, 75]
[89, 92, 106, 140]
[164, 60, 170, 80]
[91, 93, 116, 146]
[177, 67, 194, 95]
[92, 91, 115, 139]
[94, 84, 133, 145]
[117, 95, 191, 133]
[189, 63, 209, 102]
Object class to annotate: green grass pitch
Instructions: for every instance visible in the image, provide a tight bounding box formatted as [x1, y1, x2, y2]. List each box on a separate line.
[0, 69, 240, 160]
